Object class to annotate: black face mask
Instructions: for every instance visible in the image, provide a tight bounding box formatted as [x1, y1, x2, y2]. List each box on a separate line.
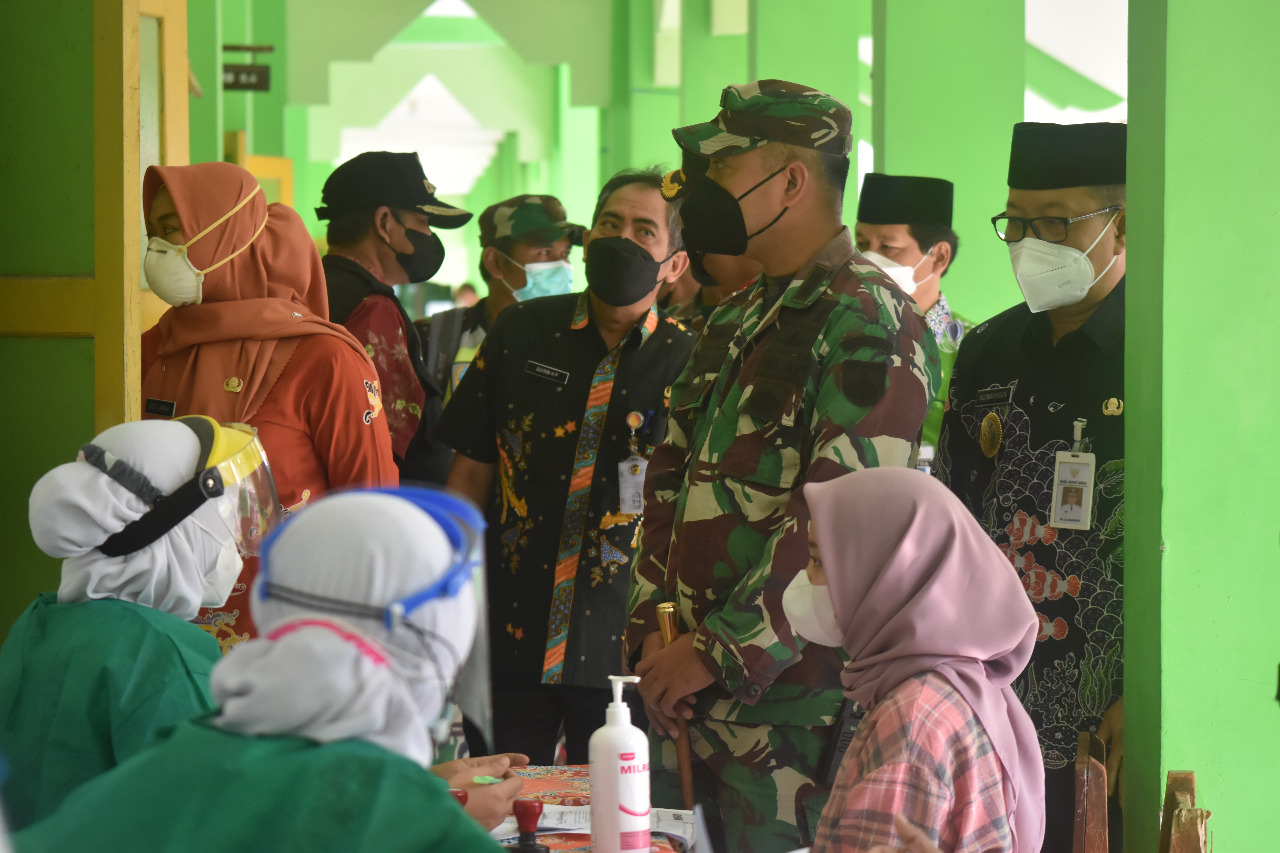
[585, 236, 674, 307]
[686, 250, 718, 287]
[679, 165, 789, 256]
[389, 212, 446, 283]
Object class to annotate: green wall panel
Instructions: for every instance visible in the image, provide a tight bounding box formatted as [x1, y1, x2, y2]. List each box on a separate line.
[680, 0, 747, 125]
[222, 0, 254, 147]
[1124, 0, 1167, 848]
[251, 0, 288, 158]
[873, 0, 1024, 326]
[0, 0, 94, 275]
[0, 338, 96, 641]
[188, 0, 224, 165]
[1129, 1, 1280, 849]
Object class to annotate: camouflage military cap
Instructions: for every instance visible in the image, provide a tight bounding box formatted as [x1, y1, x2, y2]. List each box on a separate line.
[478, 194, 582, 248]
[673, 79, 853, 159]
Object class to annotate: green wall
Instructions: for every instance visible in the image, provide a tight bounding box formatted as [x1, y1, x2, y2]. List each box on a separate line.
[188, 0, 224, 164]
[0, 1, 99, 640]
[680, 0, 748, 125]
[1127, 0, 1280, 849]
[0, 339, 96, 638]
[0, 1, 95, 276]
[873, 0, 1025, 326]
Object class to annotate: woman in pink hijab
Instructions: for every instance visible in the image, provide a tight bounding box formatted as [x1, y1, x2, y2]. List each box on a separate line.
[784, 468, 1044, 853]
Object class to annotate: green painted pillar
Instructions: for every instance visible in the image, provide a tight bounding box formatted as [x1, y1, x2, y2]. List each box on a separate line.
[551, 63, 598, 292]
[749, 0, 862, 223]
[188, 0, 223, 164]
[872, 0, 1023, 325]
[1127, 2, 1280, 851]
[0, 0, 98, 640]
[601, 0, 680, 180]
[250, 0, 287, 157]
[221, 0, 253, 151]
[679, 0, 748, 125]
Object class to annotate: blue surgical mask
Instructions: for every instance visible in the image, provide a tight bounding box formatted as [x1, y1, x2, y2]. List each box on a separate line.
[499, 254, 574, 301]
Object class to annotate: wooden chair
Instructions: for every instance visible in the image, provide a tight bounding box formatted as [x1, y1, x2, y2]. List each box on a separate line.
[1158, 772, 1212, 853]
[1072, 731, 1109, 853]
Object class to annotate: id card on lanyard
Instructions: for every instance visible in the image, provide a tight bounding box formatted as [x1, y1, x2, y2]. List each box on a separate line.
[1051, 418, 1095, 530]
[617, 411, 648, 513]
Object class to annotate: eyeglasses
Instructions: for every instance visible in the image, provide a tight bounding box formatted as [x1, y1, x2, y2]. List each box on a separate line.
[990, 205, 1123, 244]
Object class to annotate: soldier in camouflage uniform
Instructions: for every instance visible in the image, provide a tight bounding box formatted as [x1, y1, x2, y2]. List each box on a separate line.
[624, 80, 941, 853]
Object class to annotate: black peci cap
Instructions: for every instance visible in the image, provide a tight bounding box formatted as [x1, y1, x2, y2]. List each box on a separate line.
[1007, 122, 1127, 190]
[857, 173, 954, 227]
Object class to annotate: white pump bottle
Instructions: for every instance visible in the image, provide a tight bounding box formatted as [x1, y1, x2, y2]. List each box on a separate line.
[589, 674, 650, 853]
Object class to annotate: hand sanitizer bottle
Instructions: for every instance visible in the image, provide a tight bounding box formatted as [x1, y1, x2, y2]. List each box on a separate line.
[589, 675, 650, 853]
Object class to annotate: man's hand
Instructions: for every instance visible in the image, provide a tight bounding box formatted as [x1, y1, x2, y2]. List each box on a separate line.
[1096, 696, 1124, 802]
[634, 632, 714, 737]
[432, 753, 530, 831]
[867, 814, 942, 853]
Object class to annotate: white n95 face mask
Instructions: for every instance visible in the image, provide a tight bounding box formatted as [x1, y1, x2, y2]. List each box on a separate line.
[1008, 209, 1120, 312]
[781, 571, 844, 648]
[862, 248, 934, 296]
[144, 184, 267, 307]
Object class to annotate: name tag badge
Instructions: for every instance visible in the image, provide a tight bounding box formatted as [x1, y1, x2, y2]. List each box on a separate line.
[144, 398, 177, 419]
[1051, 450, 1095, 530]
[618, 454, 647, 514]
[976, 384, 1015, 407]
[525, 360, 570, 385]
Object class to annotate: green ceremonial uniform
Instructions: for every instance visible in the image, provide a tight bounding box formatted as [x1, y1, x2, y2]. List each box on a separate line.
[14, 717, 502, 853]
[626, 228, 941, 852]
[0, 593, 220, 830]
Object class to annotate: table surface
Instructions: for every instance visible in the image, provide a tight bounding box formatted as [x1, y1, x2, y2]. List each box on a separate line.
[503, 765, 683, 853]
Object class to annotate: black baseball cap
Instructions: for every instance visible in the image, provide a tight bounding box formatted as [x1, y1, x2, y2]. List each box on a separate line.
[315, 151, 472, 228]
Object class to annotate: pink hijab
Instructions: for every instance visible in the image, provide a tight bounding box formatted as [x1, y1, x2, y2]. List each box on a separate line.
[804, 468, 1044, 853]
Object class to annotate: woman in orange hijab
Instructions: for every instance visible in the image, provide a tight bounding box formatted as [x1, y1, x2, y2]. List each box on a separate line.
[140, 161, 398, 649]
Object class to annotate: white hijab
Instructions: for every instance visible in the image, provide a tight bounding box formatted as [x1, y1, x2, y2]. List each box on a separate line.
[209, 492, 478, 767]
[28, 419, 235, 621]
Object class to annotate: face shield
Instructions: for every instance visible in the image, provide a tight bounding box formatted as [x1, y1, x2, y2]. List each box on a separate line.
[85, 415, 279, 558]
[255, 485, 491, 748]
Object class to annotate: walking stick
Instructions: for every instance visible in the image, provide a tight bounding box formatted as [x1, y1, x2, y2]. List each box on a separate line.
[656, 602, 697, 812]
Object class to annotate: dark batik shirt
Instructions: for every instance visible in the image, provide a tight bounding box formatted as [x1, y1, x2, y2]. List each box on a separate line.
[935, 279, 1125, 771]
[436, 291, 697, 689]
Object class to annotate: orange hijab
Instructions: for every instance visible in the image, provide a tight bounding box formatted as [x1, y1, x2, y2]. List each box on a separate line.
[141, 162, 369, 423]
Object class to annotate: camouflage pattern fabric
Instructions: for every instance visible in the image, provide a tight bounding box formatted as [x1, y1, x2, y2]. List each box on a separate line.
[478, 194, 578, 248]
[672, 79, 854, 159]
[625, 227, 940, 848]
[651, 719, 834, 853]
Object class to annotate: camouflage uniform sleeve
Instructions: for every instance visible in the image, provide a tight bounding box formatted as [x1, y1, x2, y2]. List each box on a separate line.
[623, 363, 696, 665]
[692, 286, 942, 700]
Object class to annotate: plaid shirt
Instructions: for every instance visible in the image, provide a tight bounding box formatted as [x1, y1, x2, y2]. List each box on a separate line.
[813, 672, 1013, 853]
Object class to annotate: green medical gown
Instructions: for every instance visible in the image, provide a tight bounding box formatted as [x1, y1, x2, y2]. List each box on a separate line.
[14, 718, 503, 852]
[0, 593, 220, 829]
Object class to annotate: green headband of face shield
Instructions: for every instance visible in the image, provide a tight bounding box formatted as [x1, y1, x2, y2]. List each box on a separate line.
[84, 415, 279, 558]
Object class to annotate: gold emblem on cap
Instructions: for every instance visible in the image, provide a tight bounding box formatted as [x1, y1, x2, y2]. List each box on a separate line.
[1102, 397, 1124, 416]
[224, 377, 244, 393]
[980, 411, 1003, 458]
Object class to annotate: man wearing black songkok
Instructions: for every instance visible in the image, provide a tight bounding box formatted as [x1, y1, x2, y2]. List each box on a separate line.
[935, 122, 1127, 853]
[855, 172, 967, 453]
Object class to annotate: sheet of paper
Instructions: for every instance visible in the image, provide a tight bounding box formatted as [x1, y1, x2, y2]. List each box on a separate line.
[489, 805, 698, 848]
